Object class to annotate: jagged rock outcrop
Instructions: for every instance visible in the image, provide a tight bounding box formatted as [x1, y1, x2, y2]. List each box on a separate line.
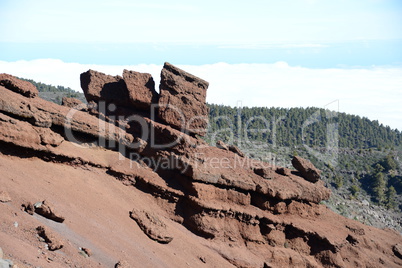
[158, 62, 209, 136]
[0, 73, 38, 98]
[122, 69, 158, 110]
[80, 69, 157, 111]
[0, 74, 401, 268]
[292, 155, 321, 183]
[80, 70, 129, 107]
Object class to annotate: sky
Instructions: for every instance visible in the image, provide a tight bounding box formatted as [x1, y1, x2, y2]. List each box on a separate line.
[0, 0, 401, 130]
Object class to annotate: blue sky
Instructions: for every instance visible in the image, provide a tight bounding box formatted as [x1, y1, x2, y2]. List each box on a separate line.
[0, 0, 402, 130]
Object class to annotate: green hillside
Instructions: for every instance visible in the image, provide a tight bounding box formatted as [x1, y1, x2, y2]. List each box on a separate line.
[205, 104, 402, 216]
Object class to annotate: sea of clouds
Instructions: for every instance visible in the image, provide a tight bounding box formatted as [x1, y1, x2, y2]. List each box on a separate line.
[0, 59, 401, 131]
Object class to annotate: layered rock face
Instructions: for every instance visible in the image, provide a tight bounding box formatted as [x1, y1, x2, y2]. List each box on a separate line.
[1, 74, 402, 268]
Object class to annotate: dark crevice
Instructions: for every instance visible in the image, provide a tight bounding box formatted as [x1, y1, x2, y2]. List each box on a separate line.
[284, 225, 337, 255]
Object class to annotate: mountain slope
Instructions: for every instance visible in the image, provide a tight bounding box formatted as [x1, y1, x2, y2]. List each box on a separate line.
[1, 71, 400, 267]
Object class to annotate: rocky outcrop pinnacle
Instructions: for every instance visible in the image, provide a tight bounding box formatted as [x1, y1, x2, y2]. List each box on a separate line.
[158, 62, 209, 136]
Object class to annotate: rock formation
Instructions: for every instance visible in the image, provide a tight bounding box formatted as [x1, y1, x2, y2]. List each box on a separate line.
[0, 73, 401, 267]
[122, 69, 158, 110]
[292, 155, 321, 183]
[80, 69, 157, 111]
[36, 226, 64, 251]
[0, 73, 38, 98]
[129, 209, 173, 244]
[158, 62, 209, 136]
[62, 96, 83, 108]
[34, 200, 65, 223]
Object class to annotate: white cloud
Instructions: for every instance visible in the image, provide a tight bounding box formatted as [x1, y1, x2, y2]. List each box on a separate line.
[0, 59, 401, 131]
[218, 43, 329, 49]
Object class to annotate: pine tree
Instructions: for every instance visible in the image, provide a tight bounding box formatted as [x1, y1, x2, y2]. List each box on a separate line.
[386, 186, 397, 209]
[372, 164, 386, 204]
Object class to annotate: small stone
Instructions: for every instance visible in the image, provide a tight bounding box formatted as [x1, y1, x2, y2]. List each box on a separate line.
[115, 260, 130, 268]
[0, 191, 11, 203]
[81, 247, 92, 257]
[13, 222, 18, 228]
[0, 246, 3, 259]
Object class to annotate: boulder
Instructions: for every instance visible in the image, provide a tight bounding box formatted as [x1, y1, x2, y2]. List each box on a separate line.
[291, 156, 321, 183]
[122, 69, 158, 109]
[0, 191, 11, 203]
[276, 167, 292, 176]
[34, 200, 65, 223]
[228, 144, 245, 157]
[158, 62, 209, 136]
[80, 70, 128, 106]
[216, 140, 229, 151]
[0, 73, 38, 98]
[36, 226, 63, 251]
[130, 209, 173, 244]
[22, 202, 35, 215]
[34, 127, 64, 147]
[62, 97, 84, 108]
[80, 69, 158, 111]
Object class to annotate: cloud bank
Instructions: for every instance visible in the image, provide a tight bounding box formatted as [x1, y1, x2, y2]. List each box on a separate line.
[0, 59, 401, 131]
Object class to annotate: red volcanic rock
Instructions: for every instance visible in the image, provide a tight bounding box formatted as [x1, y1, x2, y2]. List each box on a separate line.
[122, 69, 158, 109]
[36, 226, 63, 251]
[216, 140, 229, 151]
[291, 155, 321, 183]
[228, 144, 245, 157]
[34, 200, 65, 223]
[62, 97, 84, 108]
[276, 167, 292, 176]
[158, 62, 209, 136]
[0, 73, 38, 98]
[80, 69, 158, 111]
[130, 208, 173, 244]
[80, 70, 128, 106]
[0, 191, 11, 203]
